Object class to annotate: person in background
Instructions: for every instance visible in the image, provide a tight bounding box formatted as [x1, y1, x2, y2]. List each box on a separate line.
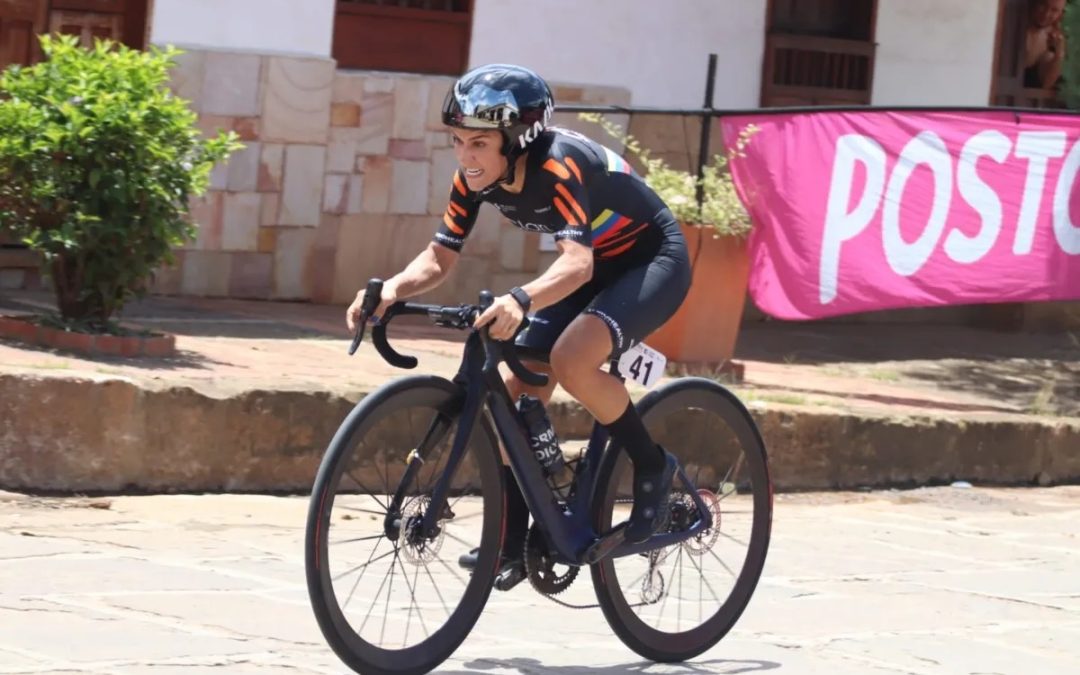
[1025, 0, 1067, 90]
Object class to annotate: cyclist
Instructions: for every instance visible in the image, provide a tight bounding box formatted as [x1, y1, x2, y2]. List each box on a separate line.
[346, 63, 691, 588]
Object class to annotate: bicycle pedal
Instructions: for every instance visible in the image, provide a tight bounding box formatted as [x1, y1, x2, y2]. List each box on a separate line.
[581, 523, 627, 565]
[493, 564, 526, 592]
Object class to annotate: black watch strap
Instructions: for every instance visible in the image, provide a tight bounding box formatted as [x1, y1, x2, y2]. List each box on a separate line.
[509, 286, 531, 313]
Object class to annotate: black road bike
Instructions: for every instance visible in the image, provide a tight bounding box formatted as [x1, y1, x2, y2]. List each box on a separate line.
[305, 280, 773, 675]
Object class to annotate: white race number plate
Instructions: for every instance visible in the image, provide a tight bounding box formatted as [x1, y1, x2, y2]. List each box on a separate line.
[617, 342, 667, 389]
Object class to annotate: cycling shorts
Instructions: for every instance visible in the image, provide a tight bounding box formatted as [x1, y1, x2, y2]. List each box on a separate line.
[515, 210, 691, 360]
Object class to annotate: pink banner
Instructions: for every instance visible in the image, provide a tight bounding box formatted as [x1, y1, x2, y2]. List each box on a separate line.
[720, 110, 1080, 320]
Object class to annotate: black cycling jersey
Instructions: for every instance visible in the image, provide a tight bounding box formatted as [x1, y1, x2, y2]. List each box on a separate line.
[434, 127, 672, 265]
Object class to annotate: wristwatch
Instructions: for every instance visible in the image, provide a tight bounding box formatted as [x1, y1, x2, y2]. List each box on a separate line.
[509, 286, 532, 313]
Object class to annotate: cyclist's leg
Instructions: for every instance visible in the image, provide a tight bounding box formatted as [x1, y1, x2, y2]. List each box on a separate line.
[551, 225, 691, 542]
[460, 283, 598, 580]
[506, 279, 598, 405]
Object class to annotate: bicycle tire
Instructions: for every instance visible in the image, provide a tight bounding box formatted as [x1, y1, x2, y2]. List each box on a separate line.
[589, 377, 773, 662]
[305, 375, 505, 675]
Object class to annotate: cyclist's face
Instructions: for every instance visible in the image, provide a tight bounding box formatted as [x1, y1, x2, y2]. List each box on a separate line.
[450, 129, 507, 191]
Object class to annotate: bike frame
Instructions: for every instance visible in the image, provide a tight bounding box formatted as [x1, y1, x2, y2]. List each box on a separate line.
[407, 328, 714, 567]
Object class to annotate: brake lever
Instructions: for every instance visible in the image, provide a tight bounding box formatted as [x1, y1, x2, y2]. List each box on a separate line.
[474, 290, 548, 387]
[349, 278, 384, 355]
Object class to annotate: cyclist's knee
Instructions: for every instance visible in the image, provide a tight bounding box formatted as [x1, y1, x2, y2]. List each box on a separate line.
[550, 317, 612, 389]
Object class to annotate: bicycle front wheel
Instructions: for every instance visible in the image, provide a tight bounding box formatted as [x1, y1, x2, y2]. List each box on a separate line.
[305, 376, 504, 675]
[590, 377, 773, 662]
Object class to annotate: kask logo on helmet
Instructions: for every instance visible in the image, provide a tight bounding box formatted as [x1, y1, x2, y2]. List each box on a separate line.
[518, 98, 554, 149]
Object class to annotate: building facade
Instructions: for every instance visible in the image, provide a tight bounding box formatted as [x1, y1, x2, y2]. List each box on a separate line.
[0, 0, 1052, 314]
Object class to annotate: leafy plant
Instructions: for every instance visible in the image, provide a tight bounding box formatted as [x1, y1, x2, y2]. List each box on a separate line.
[1062, 0, 1080, 108]
[578, 112, 759, 237]
[0, 35, 242, 330]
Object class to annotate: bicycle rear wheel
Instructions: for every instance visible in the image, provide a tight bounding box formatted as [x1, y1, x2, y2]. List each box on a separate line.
[590, 377, 773, 662]
[305, 376, 504, 675]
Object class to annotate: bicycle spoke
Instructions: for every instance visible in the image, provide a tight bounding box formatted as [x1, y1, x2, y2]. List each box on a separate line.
[338, 505, 389, 518]
[432, 551, 471, 588]
[419, 555, 455, 620]
[356, 547, 397, 634]
[333, 546, 397, 583]
[441, 529, 477, 550]
[378, 545, 399, 646]
[394, 550, 430, 646]
[653, 546, 679, 630]
[705, 546, 739, 579]
[344, 469, 389, 510]
[718, 529, 749, 548]
[330, 533, 386, 546]
[685, 545, 728, 609]
[340, 539, 384, 611]
[677, 545, 684, 632]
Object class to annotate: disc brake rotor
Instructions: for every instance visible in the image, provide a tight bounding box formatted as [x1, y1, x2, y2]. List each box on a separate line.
[683, 489, 722, 556]
[398, 497, 444, 564]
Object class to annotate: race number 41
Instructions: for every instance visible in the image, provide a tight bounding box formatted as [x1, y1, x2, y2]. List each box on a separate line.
[618, 342, 667, 389]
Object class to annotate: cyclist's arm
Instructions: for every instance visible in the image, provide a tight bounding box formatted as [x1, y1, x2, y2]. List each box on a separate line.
[388, 168, 477, 299]
[386, 242, 459, 299]
[517, 239, 592, 312]
[518, 148, 596, 311]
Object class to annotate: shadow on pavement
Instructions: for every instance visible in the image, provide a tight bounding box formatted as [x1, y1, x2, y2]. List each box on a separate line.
[445, 657, 780, 675]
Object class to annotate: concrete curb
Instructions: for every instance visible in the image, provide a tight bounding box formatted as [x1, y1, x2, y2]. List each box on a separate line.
[1, 374, 1077, 493]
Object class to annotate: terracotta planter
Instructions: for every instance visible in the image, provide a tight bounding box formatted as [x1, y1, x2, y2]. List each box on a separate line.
[0, 315, 176, 358]
[645, 223, 751, 367]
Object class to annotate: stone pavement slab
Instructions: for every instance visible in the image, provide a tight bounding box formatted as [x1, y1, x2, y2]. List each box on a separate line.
[1, 486, 1077, 674]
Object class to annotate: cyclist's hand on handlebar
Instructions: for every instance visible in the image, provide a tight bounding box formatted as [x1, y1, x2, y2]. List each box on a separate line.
[474, 293, 525, 340]
[346, 282, 399, 332]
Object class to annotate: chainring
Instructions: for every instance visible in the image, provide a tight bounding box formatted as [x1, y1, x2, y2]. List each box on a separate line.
[524, 523, 579, 595]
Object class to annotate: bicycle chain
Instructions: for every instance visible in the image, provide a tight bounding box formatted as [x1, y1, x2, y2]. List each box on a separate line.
[526, 498, 655, 611]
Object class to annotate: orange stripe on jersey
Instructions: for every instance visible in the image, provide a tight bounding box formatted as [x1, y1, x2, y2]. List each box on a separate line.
[543, 158, 571, 181]
[564, 156, 583, 183]
[448, 201, 468, 217]
[554, 184, 586, 223]
[453, 172, 467, 196]
[443, 211, 465, 235]
[553, 196, 578, 225]
[599, 240, 636, 258]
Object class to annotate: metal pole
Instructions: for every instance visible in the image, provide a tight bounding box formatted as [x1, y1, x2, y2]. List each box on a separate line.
[695, 53, 718, 212]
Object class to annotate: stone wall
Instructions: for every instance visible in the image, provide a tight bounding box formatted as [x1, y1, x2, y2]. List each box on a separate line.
[149, 48, 631, 305]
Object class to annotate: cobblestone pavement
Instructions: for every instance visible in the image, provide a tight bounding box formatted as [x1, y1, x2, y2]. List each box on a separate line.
[1, 486, 1077, 674]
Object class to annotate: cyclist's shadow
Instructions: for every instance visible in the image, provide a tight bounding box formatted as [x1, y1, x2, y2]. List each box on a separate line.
[440, 657, 780, 674]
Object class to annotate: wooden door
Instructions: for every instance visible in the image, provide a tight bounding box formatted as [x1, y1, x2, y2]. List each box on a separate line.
[0, 0, 48, 70]
[48, 8, 121, 45]
[49, 0, 128, 47]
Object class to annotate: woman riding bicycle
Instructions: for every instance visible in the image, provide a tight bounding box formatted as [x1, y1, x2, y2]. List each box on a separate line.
[345, 63, 692, 587]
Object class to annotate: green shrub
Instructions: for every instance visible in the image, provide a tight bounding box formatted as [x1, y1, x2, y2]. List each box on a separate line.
[1062, 1, 1080, 108]
[0, 35, 242, 330]
[578, 112, 759, 238]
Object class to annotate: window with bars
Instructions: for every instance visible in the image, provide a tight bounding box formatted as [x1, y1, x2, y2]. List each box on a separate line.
[761, 0, 878, 106]
[333, 0, 473, 75]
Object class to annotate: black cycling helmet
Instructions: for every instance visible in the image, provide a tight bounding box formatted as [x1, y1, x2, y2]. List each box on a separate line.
[442, 64, 554, 189]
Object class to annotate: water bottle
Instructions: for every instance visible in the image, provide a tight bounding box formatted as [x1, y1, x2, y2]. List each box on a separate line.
[517, 394, 565, 475]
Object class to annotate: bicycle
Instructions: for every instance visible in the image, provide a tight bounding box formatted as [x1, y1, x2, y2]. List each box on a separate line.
[305, 279, 773, 675]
